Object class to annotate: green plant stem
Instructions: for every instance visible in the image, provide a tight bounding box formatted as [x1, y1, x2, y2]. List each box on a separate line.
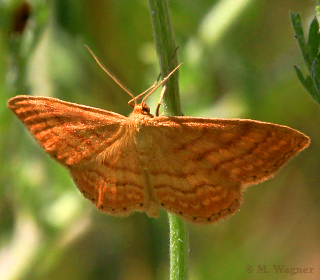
[147, 1, 188, 279]
[148, 0, 183, 116]
[168, 213, 189, 280]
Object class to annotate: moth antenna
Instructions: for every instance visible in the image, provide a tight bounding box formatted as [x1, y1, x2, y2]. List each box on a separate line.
[128, 72, 162, 105]
[128, 78, 159, 105]
[141, 63, 182, 103]
[85, 45, 137, 105]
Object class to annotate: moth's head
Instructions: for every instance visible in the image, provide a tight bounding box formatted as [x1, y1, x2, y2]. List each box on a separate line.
[133, 102, 154, 117]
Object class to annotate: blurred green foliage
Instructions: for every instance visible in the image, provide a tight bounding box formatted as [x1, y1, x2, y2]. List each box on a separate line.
[1, 0, 319, 280]
[291, 11, 320, 105]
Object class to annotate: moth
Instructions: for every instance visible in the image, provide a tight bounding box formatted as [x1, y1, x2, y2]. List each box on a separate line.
[7, 50, 310, 224]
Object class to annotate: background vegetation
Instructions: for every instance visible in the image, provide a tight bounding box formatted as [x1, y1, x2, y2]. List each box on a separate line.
[1, 0, 319, 279]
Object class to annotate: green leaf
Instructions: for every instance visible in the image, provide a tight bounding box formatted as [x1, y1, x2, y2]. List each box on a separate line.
[290, 12, 312, 70]
[294, 66, 307, 85]
[311, 59, 320, 103]
[308, 17, 320, 60]
[306, 77, 320, 104]
[294, 66, 318, 100]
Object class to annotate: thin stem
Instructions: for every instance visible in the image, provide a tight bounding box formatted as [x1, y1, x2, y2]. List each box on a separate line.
[148, 0, 183, 116]
[147, 1, 188, 280]
[168, 214, 189, 280]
